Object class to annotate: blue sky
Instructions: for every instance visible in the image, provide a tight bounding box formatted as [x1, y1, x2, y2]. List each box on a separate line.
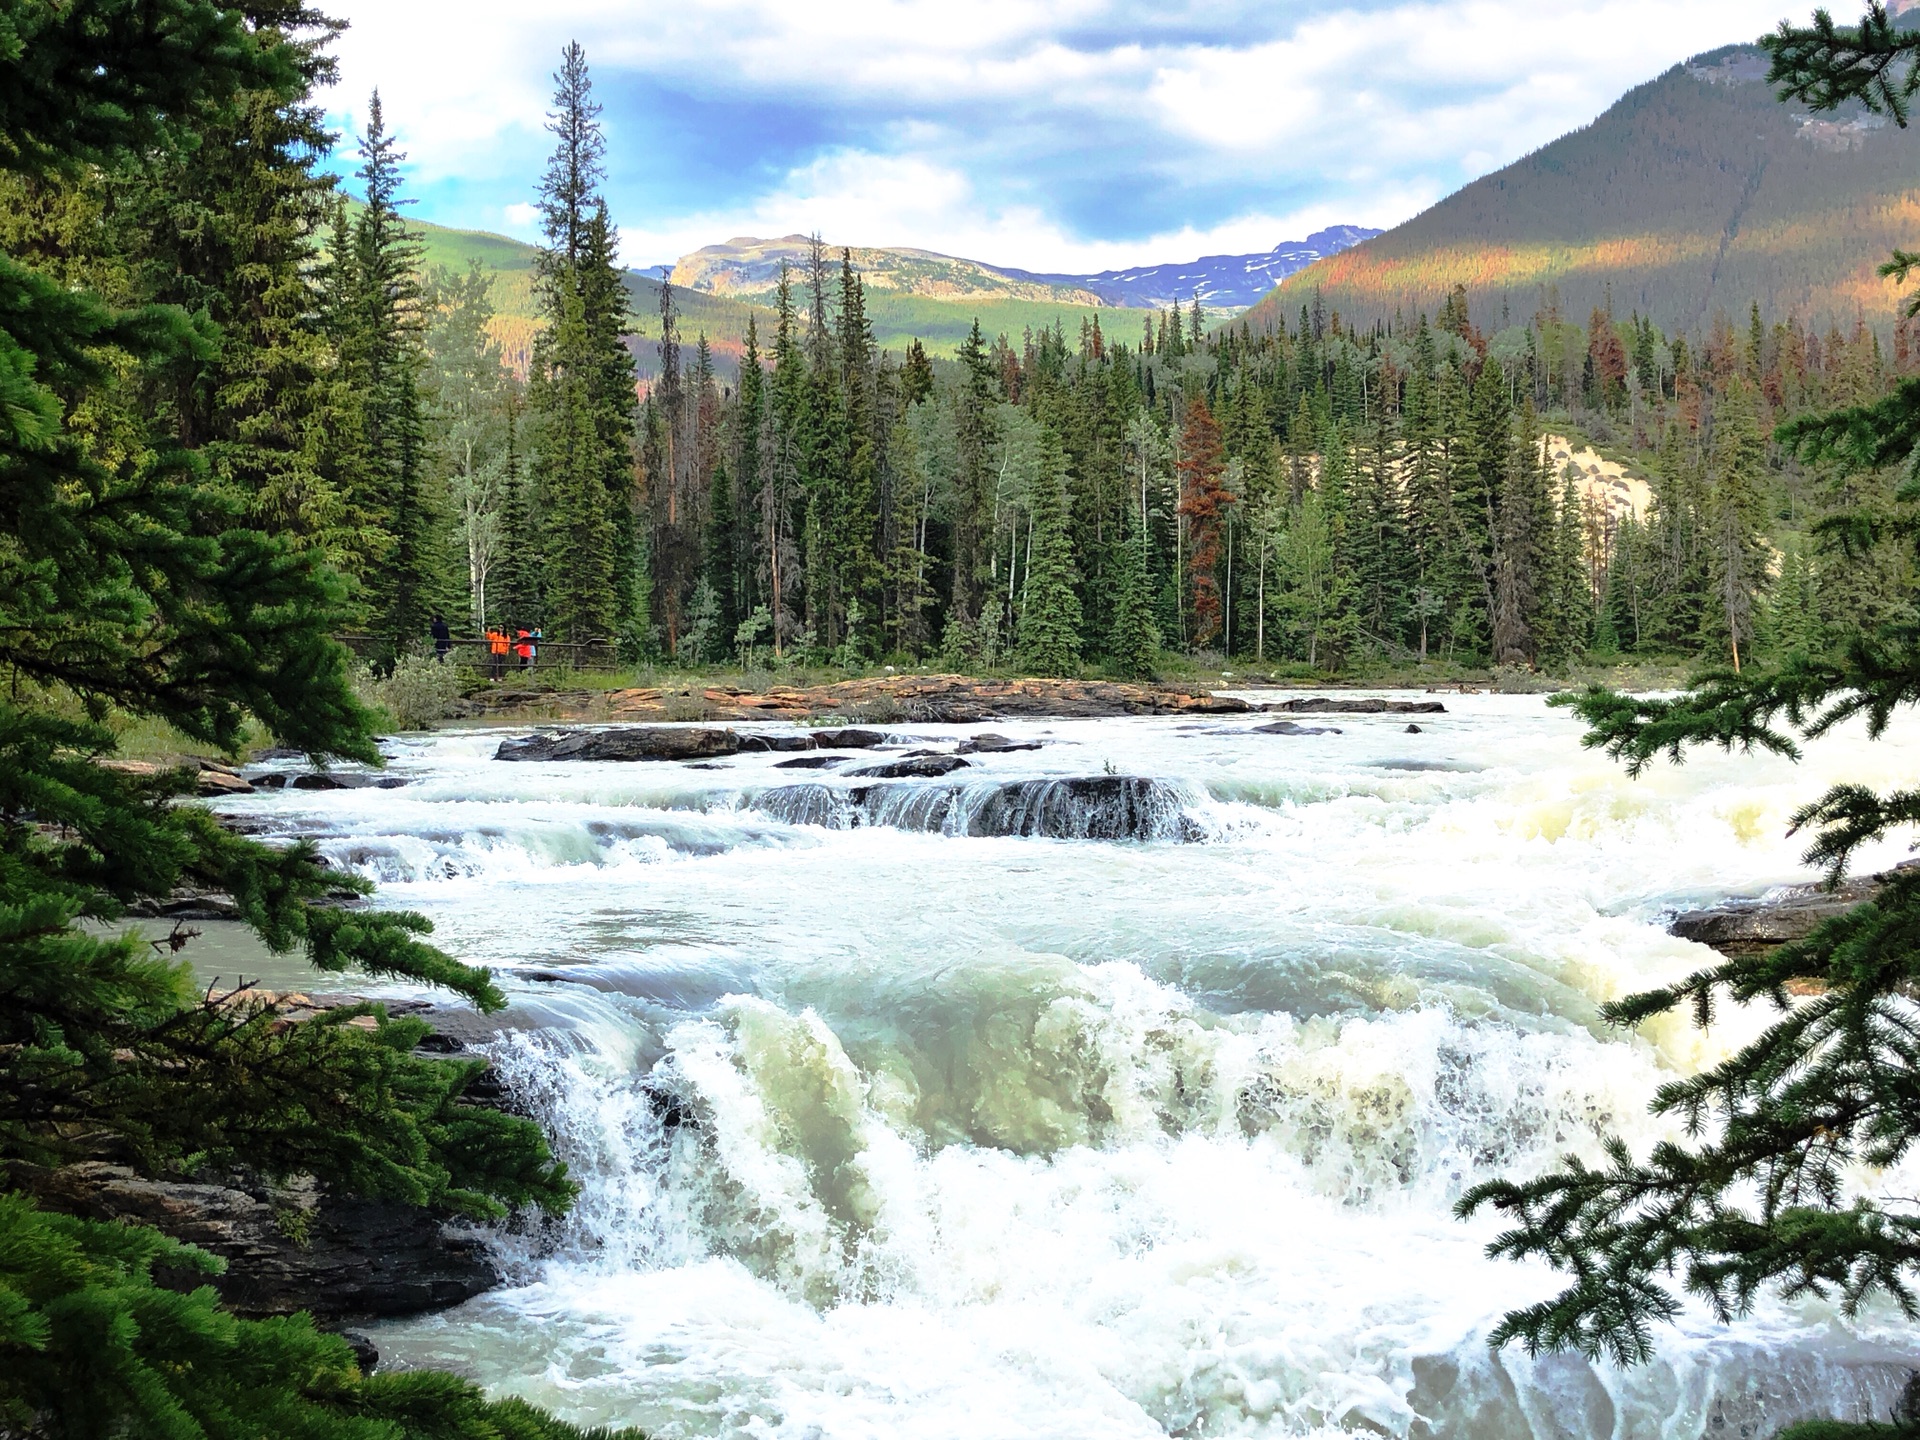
[319, 0, 1812, 274]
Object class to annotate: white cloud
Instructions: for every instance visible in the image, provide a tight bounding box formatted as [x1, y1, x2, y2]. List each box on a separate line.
[320, 0, 1817, 271]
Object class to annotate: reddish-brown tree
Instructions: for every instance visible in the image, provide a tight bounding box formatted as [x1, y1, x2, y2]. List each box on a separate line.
[1177, 395, 1232, 647]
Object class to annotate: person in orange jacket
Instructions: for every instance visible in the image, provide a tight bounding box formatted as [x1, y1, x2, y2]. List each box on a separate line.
[486, 627, 510, 680]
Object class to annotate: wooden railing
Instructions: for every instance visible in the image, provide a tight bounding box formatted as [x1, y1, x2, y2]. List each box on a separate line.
[336, 635, 624, 673]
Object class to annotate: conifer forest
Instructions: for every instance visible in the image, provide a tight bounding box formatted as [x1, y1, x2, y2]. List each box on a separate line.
[91, 23, 1900, 687]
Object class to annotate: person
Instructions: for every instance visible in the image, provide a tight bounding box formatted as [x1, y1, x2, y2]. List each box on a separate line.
[430, 613, 452, 663]
[515, 628, 533, 672]
[487, 626, 510, 680]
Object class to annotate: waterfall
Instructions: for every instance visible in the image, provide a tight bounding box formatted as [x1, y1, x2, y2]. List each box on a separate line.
[749, 775, 1209, 841]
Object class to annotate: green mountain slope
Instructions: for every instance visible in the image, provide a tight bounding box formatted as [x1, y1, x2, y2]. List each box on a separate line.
[1244, 44, 1920, 334]
[402, 215, 1128, 376]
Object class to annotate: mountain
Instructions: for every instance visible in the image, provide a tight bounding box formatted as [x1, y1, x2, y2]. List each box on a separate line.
[1004, 226, 1381, 310]
[672, 229, 1382, 318]
[671, 235, 1111, 307]
[394, 213, 765, 379]
[1242, 43, 1919, 336]
[396, 219, 1132, 378]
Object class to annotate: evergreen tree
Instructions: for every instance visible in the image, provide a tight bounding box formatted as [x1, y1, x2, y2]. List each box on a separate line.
[1704, 378, 1772, 671]
[1018, 434, 1082, 675]
[902, 337, 935, 406]
[1106, 502, 1161, 678]
[527, 47, 634, 648]
[1459, 23, 1920, 1423]
[0, 7, 618, 1435]
[334, 94, 439, 663]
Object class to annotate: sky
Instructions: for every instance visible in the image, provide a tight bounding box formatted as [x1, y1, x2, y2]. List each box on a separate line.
[317, 0, 1816, 275]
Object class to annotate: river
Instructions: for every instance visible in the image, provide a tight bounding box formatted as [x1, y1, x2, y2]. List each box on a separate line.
[210, 691, 1920, 1438]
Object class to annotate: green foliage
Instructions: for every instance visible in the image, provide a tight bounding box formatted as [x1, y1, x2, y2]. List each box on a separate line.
[1458, 13, 1920, 1383]
[1017, 438, 1082, 675]
[359, 653, 463, 731]
[0, 7, 593, 1436]
[0, 1192, 635, 1440]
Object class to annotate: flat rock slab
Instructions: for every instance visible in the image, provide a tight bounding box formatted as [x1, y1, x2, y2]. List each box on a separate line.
[1254, 720, 1342, 736]
[957, 732, 1045, 754]
[1266, 697, 1447, 715]
[495, 725, 893, 763]
[1669, 862, 1920, 957]
[774, 754, 849, 769]
[496, 727, 742, 763]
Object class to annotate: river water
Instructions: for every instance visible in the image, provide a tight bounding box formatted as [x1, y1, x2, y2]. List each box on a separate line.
[213, 693, 1920, 1438]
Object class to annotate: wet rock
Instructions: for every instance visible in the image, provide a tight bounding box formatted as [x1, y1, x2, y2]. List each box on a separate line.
[1405, 723, 1423, 734]
[1670, 867, 1910, 958]
[494, 727, 741, 763]
[962, 776, 1201, 841]
[335, 1330, 380, 1373]
[1255, 720, 1342, 736]
[956, 732, 1045, 754]
[18, 1162, 497, 1321]
[196, 766, 254, 796]
[1266, 697, 1446, 715]
[289, 772, 407, 790]
[810, 728, 888, 749]
[847, 754, 973, 779]
[774, 754, 848, 769]
[128, 888, 242, 921]
[736, 733, 815, 752]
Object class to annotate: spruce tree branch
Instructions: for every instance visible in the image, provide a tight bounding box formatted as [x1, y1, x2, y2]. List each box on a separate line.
[1764, 3, 1920, 126]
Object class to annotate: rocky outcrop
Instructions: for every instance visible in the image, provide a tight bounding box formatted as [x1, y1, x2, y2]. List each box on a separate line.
[1670, 865, 1915, 958]
[1268, 697, 1446, 715]
[495, 726, 743, 763]
[602, 674, 1252, 723]
[16, 990, 518, 1323]
[494, 724, 892, 763]
[19, 1162, 497, 1321]
[100, 757, 257, 796]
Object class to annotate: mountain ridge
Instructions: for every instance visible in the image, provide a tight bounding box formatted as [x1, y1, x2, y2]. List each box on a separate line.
[1242, 42, 1919, 335]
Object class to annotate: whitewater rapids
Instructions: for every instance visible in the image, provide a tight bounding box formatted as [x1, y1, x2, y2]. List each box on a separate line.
[212, 693, 1920, 1437]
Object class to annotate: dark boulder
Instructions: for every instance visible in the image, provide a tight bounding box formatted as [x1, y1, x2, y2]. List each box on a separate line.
[494, 727, 741, 763]
[774, 754, 848, 769]
[289, 772, 407, 790]
[811, 728, 888, 749]
[847, 754, 972, 779]
[1670, 869, 1906, 958]
[737, 733, 815, 752]
[1254, 719, 1342, 736]
[956, 732, 1044, 754]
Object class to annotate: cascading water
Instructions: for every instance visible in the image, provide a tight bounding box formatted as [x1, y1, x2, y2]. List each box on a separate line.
[747, 773, 1209, 841]
[211, 698, 1920, 1437]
